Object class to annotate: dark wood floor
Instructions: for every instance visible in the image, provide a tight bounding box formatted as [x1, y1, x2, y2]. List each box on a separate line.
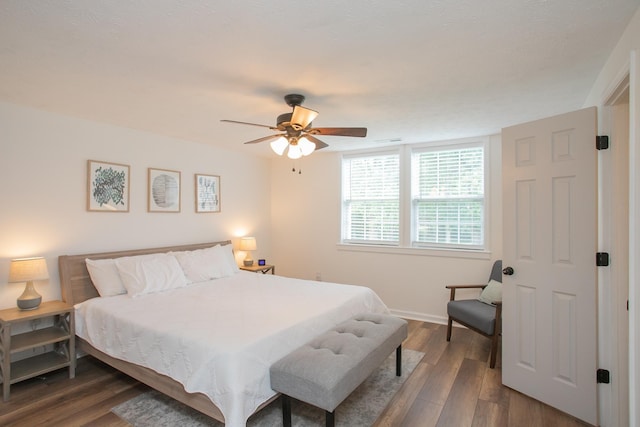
[374, 320, 591, 427]
[0, 321, 592, 426]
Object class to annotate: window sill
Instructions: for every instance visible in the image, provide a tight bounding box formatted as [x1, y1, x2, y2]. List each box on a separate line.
[336, 243, 492, 260]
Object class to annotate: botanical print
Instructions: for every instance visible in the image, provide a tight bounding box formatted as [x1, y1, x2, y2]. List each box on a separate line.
[195, 174, 220, 213]
[87, 160, 130, 212]
[148, 168, 181, 212]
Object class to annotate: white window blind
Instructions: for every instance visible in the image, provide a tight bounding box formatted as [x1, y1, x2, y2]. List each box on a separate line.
[411, 146, 484, 248]
[342, 153, 400, 244]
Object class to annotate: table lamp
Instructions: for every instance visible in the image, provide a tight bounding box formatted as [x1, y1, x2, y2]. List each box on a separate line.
[239, 237, 257, 266]
[8, 257, 49, 310]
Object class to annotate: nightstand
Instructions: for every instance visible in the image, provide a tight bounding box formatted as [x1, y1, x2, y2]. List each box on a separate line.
[240, 264, 275, 275]
[0, 300, 75, 401]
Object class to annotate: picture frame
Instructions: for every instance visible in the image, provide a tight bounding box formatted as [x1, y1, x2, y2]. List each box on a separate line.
[87, 160, 130, 212]
[148, 168, 181, 213]
[195, 174, 221, 213]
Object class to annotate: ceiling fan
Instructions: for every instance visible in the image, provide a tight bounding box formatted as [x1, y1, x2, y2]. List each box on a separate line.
[221, 94, 367, 159]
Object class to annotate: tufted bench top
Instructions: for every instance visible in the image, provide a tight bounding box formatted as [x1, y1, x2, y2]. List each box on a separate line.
[270, 312, 408, 424]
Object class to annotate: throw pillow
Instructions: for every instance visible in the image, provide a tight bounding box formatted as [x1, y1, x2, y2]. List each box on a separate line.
[478, 279, 502, 305]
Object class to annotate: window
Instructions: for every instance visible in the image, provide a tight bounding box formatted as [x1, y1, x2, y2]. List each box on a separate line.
[341, 152, 399, 244]
[341, 139, 488, 252]
[411, 145, 485, 249]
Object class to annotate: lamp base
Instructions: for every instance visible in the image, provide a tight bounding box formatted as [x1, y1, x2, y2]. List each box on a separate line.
[17, 299, 41, 310]
[243, 260, 254, 266]
[17, 281, 42, 310]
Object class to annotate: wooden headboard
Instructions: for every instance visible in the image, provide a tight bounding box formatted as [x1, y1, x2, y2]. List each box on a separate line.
[58, 240, 232, 306]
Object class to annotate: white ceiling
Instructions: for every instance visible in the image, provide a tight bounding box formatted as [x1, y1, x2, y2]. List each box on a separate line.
[1, 1, 638, 156]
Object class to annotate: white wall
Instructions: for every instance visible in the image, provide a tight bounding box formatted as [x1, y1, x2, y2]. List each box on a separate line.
[0, 99, 502, 322]
[584, 8, 640, 107]
[270, 135, 502, 322]
[0, 101, 272, 310]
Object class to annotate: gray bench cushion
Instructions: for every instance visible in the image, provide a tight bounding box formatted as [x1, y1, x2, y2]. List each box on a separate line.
[447, 299, 496, 335]
[270, 313, 407, 413]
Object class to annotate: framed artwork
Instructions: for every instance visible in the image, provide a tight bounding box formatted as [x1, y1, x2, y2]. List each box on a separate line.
[87, 160, 130, 212]
[195, 174, 221, 213]
[148, 168, 181, 212]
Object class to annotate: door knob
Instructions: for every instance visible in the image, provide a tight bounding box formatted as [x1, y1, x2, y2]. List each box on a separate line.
[502, 266, 514, 275]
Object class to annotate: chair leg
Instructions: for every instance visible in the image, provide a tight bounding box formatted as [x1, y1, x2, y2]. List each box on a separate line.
[446, 317, 453, 341]
[396, 345, 402, 376]
[489, 333, 499, 369]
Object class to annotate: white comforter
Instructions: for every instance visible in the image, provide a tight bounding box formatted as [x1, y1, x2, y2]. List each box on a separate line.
[75, 271, 388, 426]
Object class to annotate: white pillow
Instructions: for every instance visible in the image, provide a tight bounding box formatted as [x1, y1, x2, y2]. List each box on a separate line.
[219, 243, 240, 273]
[115, 253, 188, 297]
[172, 246, 224, 283]
[203, 244, 233, 278]
[85, 258, 127, 297]
[478, 279, 502, 305]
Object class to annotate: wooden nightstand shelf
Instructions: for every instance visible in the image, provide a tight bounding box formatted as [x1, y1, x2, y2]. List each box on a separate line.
[0, 300, 75, 401]
[240, 264, 275, 274]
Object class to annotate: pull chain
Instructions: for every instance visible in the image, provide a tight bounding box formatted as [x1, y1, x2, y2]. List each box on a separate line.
[291, 160, 303, 174]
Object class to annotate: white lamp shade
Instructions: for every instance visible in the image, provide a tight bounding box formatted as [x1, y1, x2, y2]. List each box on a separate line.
[239, 237, 257, 251]
[290, 105, 319, 129]
[287, 144, 303, 159]
[298, 136, 316, 156]
[9, 257, 49, 283]
[270, 136, 289, 156]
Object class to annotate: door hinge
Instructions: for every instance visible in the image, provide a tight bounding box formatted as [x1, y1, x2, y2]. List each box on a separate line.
[597, 369, 610, 384]
[596, 252, 610, 266]
[596, 135, 609, 150]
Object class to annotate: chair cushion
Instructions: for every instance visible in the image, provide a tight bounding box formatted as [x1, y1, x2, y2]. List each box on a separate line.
[447, 299, 496, 335]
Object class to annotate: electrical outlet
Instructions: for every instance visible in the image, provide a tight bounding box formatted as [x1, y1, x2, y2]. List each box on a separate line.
[315, 272, 322, 281]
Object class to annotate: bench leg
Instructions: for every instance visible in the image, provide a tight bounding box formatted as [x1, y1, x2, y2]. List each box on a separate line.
[396, 345, 402, 376]
[325, 410, 335, 427]
[281, 395, 292, 427]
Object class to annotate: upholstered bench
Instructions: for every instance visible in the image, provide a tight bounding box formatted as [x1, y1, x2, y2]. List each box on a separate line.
[269, 313, 408, 427]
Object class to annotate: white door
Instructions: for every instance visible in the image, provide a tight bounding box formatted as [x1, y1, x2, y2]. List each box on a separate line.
[502, 107, 598, 425]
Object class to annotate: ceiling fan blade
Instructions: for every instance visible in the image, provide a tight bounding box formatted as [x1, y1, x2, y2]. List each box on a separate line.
[310, 127, 367, 137]
[290, 106, 319, 130]
[305, 135, 329, 150]
[243, 134, 285, 145]
[221, 119, 278, 130]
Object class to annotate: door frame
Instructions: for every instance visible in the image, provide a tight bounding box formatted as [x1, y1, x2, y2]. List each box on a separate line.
[629, 49, 640, 427]
[595, 49, 639, 427]
[598, 68, 630, 427]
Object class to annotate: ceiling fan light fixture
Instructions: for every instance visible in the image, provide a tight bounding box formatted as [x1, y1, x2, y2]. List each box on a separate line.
[298, 136, 316, 156]
[222, 93, 367, 156]
[287, 144, 303, 159]
[270, 136, 289, 156]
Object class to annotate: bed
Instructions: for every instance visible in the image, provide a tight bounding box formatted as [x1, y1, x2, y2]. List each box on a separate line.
[58, 240, 388, 426]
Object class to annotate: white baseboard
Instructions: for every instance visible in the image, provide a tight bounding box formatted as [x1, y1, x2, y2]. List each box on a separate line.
[389, 309, 448, 325]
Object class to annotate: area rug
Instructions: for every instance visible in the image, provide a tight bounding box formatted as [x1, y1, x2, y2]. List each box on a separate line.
[112, 349, 424, 427]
